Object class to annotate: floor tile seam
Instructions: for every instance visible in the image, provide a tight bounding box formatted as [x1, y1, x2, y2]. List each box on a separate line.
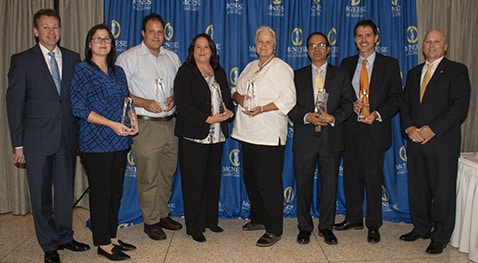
[161, 231, 175, 263]
[0, 232, 36, 263]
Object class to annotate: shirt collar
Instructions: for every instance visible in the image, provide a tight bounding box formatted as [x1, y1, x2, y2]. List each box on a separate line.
[312, 62, 328, 72]
[425, 56, 445, 68]
[38, 43, 60, 57]
[359, 51, 376, 65]
[140, 41, 165, 57]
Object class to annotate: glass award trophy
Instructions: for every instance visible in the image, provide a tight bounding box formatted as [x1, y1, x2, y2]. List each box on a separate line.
[155, 78, 169, 109]
[358, 89, 370, 119]
[211, 81, 224, 114]
[315, 89, 329, 132]
[121, 97, 137, 129]
[243, 80, 256, 112]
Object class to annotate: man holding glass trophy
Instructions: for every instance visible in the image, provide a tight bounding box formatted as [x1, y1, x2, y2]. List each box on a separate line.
[116, 13, 183, 241]
[334, 20, 402, 244]
[289, 32, 354, 246]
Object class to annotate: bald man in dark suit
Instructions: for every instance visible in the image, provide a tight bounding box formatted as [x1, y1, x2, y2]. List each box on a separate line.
[6, 9, 89, 263]
[399, 29, 470, 254]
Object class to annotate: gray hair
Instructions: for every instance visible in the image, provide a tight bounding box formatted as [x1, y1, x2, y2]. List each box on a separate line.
[255, 25, 277, 46]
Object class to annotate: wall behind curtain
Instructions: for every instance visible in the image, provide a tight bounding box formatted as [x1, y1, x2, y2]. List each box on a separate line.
[416, 0, 478, 152]
[0, 0, 54, 214]
[0, 0, 103, 214]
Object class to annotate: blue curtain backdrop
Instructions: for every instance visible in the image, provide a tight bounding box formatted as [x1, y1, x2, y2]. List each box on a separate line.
[105, 0, 419, 225]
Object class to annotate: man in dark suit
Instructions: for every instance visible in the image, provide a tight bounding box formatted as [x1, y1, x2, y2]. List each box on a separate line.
[399, 29, 470, 254]
[289, 32, 354, 246]
[334, 20, 402, 243]
[6, 9, 89, 263]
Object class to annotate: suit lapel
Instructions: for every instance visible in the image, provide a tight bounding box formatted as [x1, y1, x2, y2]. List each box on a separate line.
[369, 54, 383, 92]
[33, 45, 60, 96]
[427, 58, 448, 88]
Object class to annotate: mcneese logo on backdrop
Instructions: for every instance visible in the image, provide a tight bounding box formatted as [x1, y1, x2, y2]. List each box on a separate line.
[346, 0, 366, 17]
[405, 25, 419, 56]
[206, 24, 222, 52]
[396, 146, 408, 175]
[183, 0, 201, 11]
[311, 0, 322, 16]
[391, 0, 401, 17]
[223, 149, 241, 178]
[375, 27, 390, 55]
[268, 0, 285, 16]
[230, 67, 239, 87]
[283, 186, 295, 216]
[226, 0, 244, 15]
[163, 22, 179, 53]
[328, 28, 339, 58]
[132, 0, 151, 11]
[287, 27, 307, 58]
[111, 19, 128, 53]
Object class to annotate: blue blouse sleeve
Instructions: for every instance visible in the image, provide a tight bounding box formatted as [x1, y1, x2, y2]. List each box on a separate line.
[71, 63, 93, 120]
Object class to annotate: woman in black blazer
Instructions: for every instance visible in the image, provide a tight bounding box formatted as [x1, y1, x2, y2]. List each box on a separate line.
[174, 33, 234, 242]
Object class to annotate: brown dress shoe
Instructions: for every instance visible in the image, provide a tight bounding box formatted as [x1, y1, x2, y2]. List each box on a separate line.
[159, 217, 182, 231]
[144, 223, 167, 240]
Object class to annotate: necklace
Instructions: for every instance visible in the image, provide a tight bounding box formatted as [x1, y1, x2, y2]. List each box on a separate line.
[255, 55, 275, 73]
[198, 64, 213, 77]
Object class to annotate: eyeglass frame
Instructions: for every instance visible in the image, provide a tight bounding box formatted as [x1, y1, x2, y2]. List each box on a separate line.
[91, 36, 112, 44]
[307, 42, 328, 49]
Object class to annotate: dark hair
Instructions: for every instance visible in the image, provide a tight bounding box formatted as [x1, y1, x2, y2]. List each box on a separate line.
[354, 19, 378, 36]
[142, 13, 164, 32]
[84, 24, 117, 74]
[33, 8, 61, 29]
[306, 32, 330, 47]
[185, 33, 220, 69]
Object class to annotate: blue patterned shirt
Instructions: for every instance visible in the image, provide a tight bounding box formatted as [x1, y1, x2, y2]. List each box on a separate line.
[71, 62, 132, 152]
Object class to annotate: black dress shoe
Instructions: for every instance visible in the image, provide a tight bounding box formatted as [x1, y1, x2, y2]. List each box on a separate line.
[399, 230, 431, 242]
[256, 232, 281, 247]
[206, 225, 224, 233]
[58, 239, 90, 252]
[426, 241, 446, 254]
[333, 220, 364, 231]
[113, 240, 137, 251]
[319, 229, 338, 245]
[367, 229, 381, 243]
[44, 250, 60, 263]
[159, 217, 182, 231]
[98, 246, 130, 261]
[192, 234, 206, 242]
[297, 231, 311, 244]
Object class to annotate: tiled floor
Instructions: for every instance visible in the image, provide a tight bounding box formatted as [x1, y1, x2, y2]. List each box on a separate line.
[0, 208, 472, 263]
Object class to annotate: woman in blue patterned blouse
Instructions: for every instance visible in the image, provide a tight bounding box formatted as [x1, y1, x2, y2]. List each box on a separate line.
[71, 24, 138, 261]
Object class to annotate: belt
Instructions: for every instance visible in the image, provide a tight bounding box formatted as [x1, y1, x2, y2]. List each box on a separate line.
[137, 115, 173, 122]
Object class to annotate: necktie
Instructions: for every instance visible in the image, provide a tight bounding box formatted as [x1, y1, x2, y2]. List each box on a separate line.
[314, 67, 324, 103]
[420, 63, 432, 103]
[48, 51, 61, 95]
[359, 59, 369, 117]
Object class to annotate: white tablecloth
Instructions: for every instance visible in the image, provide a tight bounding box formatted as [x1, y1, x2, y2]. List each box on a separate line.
[451, 152, 478, 262]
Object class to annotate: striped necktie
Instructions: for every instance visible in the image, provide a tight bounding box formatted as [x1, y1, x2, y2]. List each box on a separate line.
[48, 51, 61, 94]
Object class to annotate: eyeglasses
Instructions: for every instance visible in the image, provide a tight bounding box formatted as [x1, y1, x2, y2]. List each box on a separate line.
[91, 36, 112, 44]
[308, 42, 327, 49]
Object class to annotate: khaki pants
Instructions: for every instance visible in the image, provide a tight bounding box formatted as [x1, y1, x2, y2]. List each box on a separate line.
[132, 118, 178, 225]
